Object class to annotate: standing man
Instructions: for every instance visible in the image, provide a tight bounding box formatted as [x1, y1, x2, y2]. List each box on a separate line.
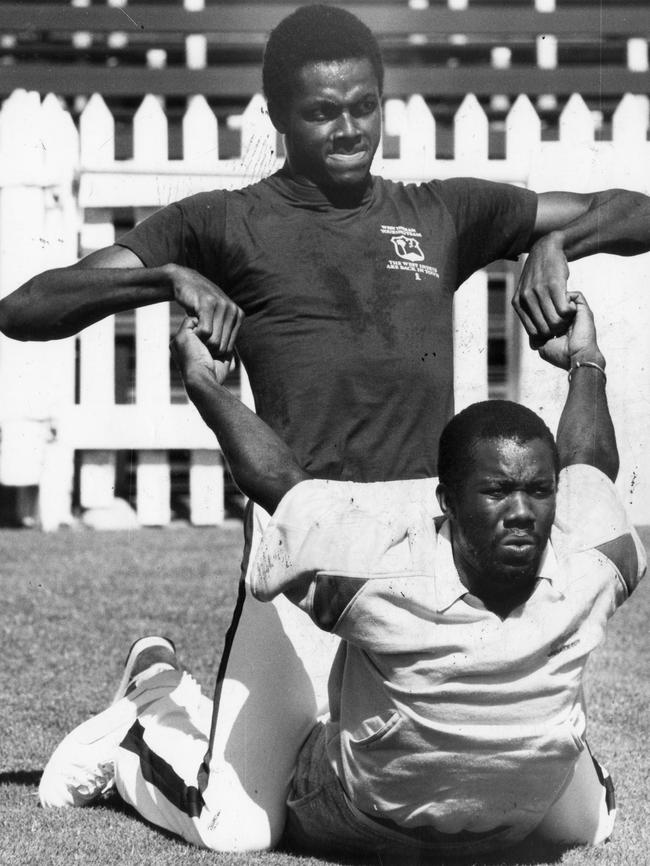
[2, 2, 649, 848]
[40, 293, 645, 857]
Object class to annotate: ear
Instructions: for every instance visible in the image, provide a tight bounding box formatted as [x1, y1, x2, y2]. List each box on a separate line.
[267, 100, 288, 134]
[436, 482, 455, 519]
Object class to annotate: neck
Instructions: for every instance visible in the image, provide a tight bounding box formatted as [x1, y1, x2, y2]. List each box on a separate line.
[453, 548, 537, 619]
[281, 163, 372, 207]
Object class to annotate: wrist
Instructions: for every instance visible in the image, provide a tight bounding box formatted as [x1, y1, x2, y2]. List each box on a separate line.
[567, 358, 607, 386]
[569, 347, 606, 370]
[160, 263, 182, 302]
[183, 361, 216, 392]
[534, 229, 566, 253]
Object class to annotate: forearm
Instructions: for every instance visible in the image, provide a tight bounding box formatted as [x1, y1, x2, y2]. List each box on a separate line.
[550, 190, 650, 261]
[184, 366, 308, 514]
[0, 265, 175, 341]
[556, 352, 619, 481]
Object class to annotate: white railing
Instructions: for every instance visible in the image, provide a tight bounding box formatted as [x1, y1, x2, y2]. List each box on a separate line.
[0, 89, 649, 527]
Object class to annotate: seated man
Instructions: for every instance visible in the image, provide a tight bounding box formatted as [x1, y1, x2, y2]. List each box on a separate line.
[39, 294, 645, 857]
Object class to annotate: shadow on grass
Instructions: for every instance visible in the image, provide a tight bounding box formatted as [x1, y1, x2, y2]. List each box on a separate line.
[280, 833, 569, 866]
[0, 769, 42, 786]
[0, 768, 571, 866]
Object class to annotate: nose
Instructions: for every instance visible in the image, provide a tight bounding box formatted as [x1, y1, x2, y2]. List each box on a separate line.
[334, 111, 359, 138]
[504, 491, 535, 526]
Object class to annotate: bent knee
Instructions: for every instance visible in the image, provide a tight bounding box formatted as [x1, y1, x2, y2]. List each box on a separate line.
[198, 807, 283, 852]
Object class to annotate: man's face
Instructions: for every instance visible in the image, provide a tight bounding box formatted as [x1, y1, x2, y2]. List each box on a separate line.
[441, 437, 557, 610]
[276, 57, 382, 191]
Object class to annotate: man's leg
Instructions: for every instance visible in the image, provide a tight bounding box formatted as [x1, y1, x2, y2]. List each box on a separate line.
[40, 480, 437, 851]
[40, 503, 340, 852]
[113, 579, 338, 850]
[113, 600, 338, 850]
[196, 502, 340, 847]
[198, 481, 441, 847]
[113, 482, 439, 849]
[40, 631, 329, 852]
[534, 745, 616, 845]
[112, 661, 275, 851]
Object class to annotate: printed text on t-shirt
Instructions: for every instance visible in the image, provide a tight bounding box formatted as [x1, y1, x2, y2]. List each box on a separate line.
[381, 225, 439, 281]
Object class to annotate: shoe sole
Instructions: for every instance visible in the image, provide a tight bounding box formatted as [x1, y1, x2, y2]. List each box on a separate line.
[111, 635, 177, 704]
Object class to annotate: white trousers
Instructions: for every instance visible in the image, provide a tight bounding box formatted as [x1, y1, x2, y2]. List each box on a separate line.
[113, 484, 616, 852]
[115, 501, 340, 851]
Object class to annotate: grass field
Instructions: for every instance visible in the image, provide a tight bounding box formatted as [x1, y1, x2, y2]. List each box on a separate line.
[1, 524, 649, 866]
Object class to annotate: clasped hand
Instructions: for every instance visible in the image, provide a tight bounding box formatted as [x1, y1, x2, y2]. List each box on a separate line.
[513, 233, 576, 349]
[170, 316, 232, 386]
[167, 264, 243, 360]
[537, 292, 603, 371]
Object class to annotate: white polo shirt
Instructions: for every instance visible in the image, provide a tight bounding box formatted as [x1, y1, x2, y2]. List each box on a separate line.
[250, 465, 645, 847]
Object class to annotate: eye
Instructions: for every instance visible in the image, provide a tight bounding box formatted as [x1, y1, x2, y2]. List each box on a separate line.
[482, 487, 506, 500]
[303, 103, 337, 123]
[353, 97, 378, 117]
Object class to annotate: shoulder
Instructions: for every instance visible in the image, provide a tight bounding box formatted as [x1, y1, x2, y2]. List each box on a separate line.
[552, 464, 646, 597]
[249, 479, 396, 600]
[438, 177, 536, 207]
[146, 190, 228, 231]
[174, 179, 280, 215]
[250, 479, 431, 599]
[173, 189, 227, 211]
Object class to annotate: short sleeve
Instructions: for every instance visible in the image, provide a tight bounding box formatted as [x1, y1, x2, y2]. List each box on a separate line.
[115, 191, 226, 282]
[249, 479, 413, 602]
[434, 178, 537, 284]
[552, 464, 646, 598]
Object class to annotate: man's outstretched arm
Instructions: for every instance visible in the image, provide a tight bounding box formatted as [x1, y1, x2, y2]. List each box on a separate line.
[0, 244, 243, 359]
[514, 188, 650, 347]
[171, 317, 308, 514]
[538, 292, 618, 480]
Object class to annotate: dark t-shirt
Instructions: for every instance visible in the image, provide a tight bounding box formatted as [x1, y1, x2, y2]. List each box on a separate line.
[117, 170, 536, 481]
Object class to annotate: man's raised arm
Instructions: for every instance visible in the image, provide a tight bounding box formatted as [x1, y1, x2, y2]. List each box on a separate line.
[538, 292, 618, 480]
[514, 188, 650, 347]
[171, 317, 309, 515]
[0, 244, 242, 359]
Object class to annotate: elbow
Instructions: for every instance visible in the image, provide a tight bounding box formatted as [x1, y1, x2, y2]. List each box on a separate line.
[236, 467, 306, 516]
[236, 477, 283, 517]
[0, 297, 28, 341]
[600, 449, 620, 484]
[599, 189, 650, 256]
[0, 272, 75, 341]
[0, 292, 73, 341]
[0, 281, 47, 340]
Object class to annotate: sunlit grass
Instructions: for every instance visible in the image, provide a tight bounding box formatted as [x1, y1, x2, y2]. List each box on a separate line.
[1, 526, 648, 866]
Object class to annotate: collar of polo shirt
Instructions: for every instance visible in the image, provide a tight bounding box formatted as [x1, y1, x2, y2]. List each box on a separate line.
[433, 520, 565, 614]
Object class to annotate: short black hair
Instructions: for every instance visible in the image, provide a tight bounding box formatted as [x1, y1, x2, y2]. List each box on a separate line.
[262, 4, 384, 116]
[438, 400, 559, 492]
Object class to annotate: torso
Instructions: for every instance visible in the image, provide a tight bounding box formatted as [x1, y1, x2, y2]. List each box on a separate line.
[219, 173, 459, 480]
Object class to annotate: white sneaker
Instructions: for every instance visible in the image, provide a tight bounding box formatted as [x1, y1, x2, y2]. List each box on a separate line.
[112, 635, 177, 703]
[39, 636, 178, 808]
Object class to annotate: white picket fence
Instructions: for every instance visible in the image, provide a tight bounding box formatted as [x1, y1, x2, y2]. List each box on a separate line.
[0, 89, 649, 528]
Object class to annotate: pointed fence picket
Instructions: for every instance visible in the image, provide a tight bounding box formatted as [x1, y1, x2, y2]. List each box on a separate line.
[1, 88, 649, 528]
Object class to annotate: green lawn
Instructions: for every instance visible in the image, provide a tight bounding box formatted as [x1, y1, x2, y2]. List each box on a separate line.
[1, 525, 648, 866]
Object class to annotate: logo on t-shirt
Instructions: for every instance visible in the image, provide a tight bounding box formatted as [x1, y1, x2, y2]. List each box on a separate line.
[391, 235, 425, 262]
[548, 630, 580, 657]
[381, 225, 439, 281]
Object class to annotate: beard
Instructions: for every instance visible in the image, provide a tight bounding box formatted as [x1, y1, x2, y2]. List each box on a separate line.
[463, 534, 544, 598]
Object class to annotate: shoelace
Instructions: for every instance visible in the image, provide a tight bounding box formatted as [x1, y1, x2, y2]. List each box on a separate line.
[74, 761, 115, 796]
